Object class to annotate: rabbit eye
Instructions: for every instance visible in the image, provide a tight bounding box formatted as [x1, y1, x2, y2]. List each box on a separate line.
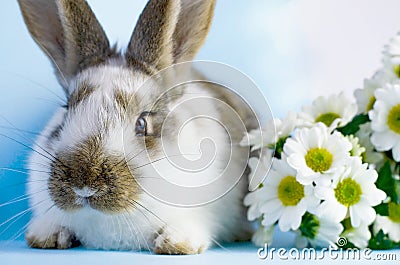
[135, 117, 147, 136]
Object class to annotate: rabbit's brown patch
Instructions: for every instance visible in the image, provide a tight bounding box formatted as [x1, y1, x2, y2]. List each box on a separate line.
[49, 135, 140, 213]
[49, 124, 63, 142]
[26, 227, 79, 249]
[154, 238, 205, 255]
[144, 136, 157, 151]
[68, 82, 96, 109]
[114, 88, 136, 113]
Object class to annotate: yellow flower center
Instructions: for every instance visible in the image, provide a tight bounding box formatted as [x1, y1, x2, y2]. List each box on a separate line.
[315, 112, 341, 127]
[366, 96, 376, 112]
[394, 65, 400, 78]
[305, 148, 333, 173]
[388, 202, 400, 223]
[277, 176, 304, 206]
[334, 178, 362, 207]
[387, 104, 400, 134]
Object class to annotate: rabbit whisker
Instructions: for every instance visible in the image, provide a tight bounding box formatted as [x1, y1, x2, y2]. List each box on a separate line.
[0, 125, 40, 136]
[0, 197, 49, 234]
[3, 201, 56, 245]
[0, 188, 48, 208]
[0, 180, 47, 194]
[41, 204, 63, 249]
[0, 116, 73, 173]
[0, 132, 58, 167]
[121, 211, 142, 252]
[0, 167, 51, 175]
[8, 218, 32, 243]
[13, 73, 67, 104]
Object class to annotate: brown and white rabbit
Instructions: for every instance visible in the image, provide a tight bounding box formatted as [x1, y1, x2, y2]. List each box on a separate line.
[18, 0, 256, 254]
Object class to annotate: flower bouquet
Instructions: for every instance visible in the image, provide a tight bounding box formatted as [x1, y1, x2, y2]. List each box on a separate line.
[242, 33, 400, 250]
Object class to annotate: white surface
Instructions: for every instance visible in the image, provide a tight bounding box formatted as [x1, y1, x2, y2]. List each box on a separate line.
[0, 241, 399, 265]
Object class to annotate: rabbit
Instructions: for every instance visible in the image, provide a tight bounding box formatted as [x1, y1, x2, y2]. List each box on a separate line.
[18, 0, 257, 254]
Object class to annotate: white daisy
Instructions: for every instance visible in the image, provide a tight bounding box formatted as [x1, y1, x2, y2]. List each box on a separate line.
[251, 224, 275, 247]
[244, 149, 276, 218]
[295, 212, 343, 248]
[244, 181, 269, 221]
[243, 189, 264, 221]
[315, 157, 386, 227]
[370, 84, 400, 161]
[259, 159, 320, 232]
[271, 112, 300, 152]
[373, 203, 400, 242]
[284, 123, 352, 185]
[246, 149, 273, 191]
[379, 33, 400, 84]
[355, 123, 384, 165]
[383, 33, 400, 75]
[354, 77, 382, 114]
[341, 221, 371, 248]
[378, 61, 400, 86]
[240, 127, 270, 152]
[346, 135, 366, 158]
[275, 111, 300, 139]
[299, 92, 357, 130]
[240, 111, 299, 152]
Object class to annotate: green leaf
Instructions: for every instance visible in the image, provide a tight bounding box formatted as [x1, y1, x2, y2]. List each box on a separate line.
[337, 114, 369, 136]
[376, 161, 397, 202]
[374, 203, 389, 216]
[269, 136, 289, 159]
[368, 230, 396, 250]
[395, 181, 400, 204]
[340, 240, 357, 250]
[299, 212, 319, 240]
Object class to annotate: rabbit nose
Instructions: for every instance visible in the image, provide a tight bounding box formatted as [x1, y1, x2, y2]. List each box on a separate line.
[73, 186, 97, 198]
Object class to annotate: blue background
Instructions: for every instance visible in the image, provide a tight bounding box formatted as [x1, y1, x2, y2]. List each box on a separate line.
[1, 0, 400, 253]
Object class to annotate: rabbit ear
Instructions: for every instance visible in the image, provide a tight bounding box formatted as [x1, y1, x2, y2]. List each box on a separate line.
[172, 0, 216, 63]
[18, 0, 111, 91]
[126, 0, 180, 73]
[126, 0, 215, 73]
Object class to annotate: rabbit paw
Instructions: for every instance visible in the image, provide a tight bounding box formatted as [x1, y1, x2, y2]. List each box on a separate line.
[26, 227, 79, 249]
[153, 227, 208, 255]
